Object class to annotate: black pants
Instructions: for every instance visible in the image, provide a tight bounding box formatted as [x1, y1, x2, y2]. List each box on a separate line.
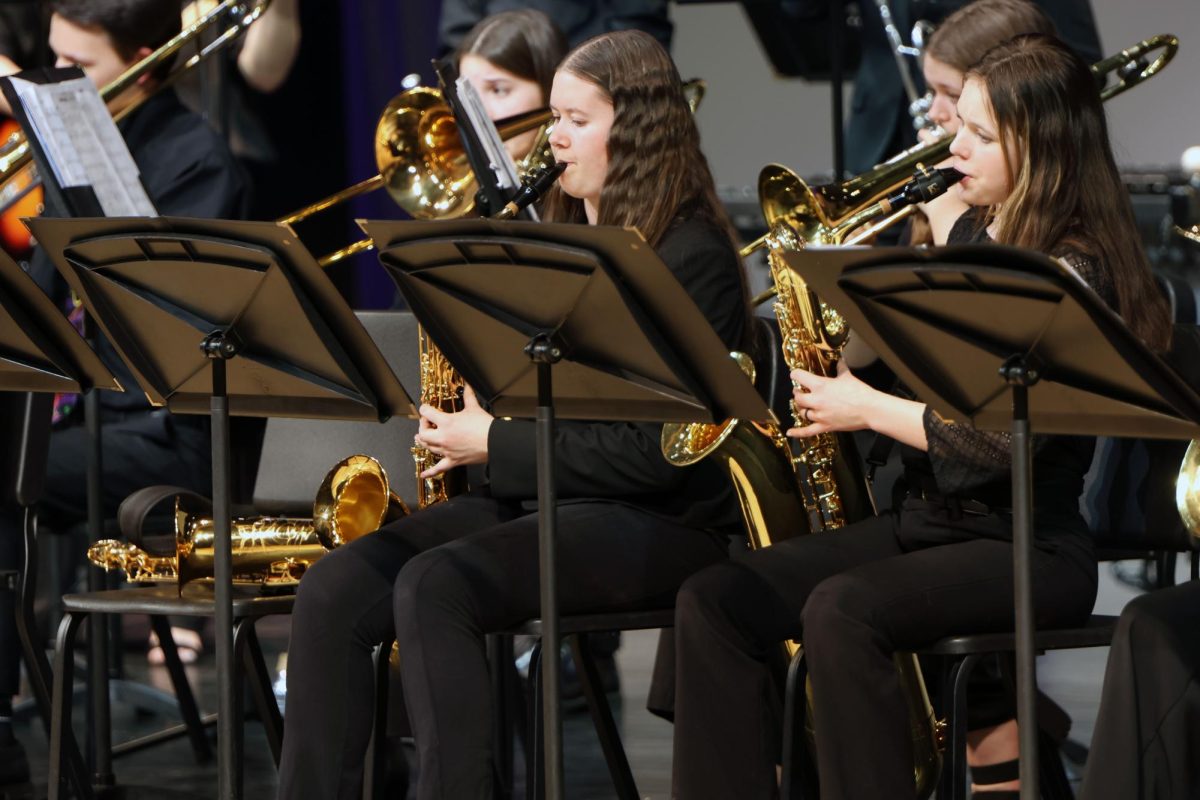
[1078, 580, 1200, 800]
[277, 490, 728, 800]
[671, 498, 1097, 800]
[0, 411, 210, 697]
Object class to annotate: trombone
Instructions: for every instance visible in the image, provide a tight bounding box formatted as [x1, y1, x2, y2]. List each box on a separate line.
[0, 0, 270, 214]
[277, 88, 554, 267]
[741, 32, 1179, 287]
[280, 78, 707, 268]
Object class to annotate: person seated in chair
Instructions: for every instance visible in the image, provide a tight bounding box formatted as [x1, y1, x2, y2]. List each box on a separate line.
[670, 34, 1172, 800]
[278, 29, 754, 799]
[0, 0, 247, 785]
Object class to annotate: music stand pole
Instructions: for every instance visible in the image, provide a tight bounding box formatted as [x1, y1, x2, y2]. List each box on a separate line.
[830, 0, 845, 178]
[204, 332, 240, 799]
[1001, 357, 1039, 797]
[527, 333, 564, 799]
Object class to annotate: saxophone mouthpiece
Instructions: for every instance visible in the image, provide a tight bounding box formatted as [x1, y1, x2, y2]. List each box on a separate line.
[495, 161, 568, 220]
[879, 167, 964, 214]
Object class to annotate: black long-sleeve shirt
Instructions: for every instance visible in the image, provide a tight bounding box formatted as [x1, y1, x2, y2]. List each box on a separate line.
[485, 215, 749, 534]
[901, 211, 1112, 528]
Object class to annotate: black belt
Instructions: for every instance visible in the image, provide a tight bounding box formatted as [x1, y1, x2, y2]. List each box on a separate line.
[914, 489, 1007, 518]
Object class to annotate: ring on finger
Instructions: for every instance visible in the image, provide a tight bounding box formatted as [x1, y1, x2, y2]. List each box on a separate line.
[802, 407, 813, 424]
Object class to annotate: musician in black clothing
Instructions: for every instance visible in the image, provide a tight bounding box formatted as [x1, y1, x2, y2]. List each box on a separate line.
[671, 35, 1172, 800]
[0, 0, 246, 785]
[277, 29, 753, 800]
[844, 0, 1102, 176]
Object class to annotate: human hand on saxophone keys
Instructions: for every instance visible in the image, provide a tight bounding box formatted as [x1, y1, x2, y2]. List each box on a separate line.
[415, 387, 493, 477]
[787, 366, 880, 439]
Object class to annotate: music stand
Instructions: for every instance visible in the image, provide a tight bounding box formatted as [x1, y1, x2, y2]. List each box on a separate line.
[0, 246, 116, 797]
[782, 243, 1200, 800]
[28, 215, 418, 800]
[364, 217, 769, 799]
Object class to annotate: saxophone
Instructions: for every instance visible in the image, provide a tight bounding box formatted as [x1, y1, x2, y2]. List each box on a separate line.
[411, 329, 468, 508]
[88, 454, 407, 590]
[661, 225, 943, 798]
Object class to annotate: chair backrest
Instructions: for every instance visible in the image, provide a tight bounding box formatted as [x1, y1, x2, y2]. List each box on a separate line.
[1084, 301, 1200, 554]
[0, 392, 52, 509]
[251, 311, 421, 514]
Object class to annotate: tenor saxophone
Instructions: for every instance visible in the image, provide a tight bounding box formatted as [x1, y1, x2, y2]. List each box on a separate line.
[661, 227, 943, 798]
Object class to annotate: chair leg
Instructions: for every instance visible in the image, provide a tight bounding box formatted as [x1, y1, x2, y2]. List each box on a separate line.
[569, 634, 638, 800]
[15, 506, 53, 735]
[363, 638, 393, 800]
[529, 641, 544, 800]
[943, 653, 982, 800]
[780, 649, 818, 800]
[49, 611, 94, 800]
[239, 621, 283, 766]
[148, 614, 213, 763]
[230, 619, 251, 800]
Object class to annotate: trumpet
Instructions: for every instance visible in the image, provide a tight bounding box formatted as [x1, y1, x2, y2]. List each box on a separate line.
[741, 33, 1179, 270]
[0, 0, 269, 214]
[88, 454, 408, 590]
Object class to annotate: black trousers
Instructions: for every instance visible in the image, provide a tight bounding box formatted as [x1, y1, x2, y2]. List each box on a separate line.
[671, 498, 1097, 800]
[277, 490, 728, 800]
[0, 412, 210, 697]
[1078, 580, 1200, 800]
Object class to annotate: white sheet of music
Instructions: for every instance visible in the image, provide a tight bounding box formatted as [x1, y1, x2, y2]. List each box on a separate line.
[455, 76, 542, 221]
[10, 75, 157, 217]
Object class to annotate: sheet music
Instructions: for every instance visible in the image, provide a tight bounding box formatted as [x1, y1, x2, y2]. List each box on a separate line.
[455, 76, 525, 197]
[10, 75, 157, 217]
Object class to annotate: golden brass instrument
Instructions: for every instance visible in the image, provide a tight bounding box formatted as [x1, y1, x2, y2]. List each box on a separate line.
[279, 79, 705, 268]
[663, 293, 942, 797]
[0, 0, 269, 207]
[1176, 440, 1200, 541]
[277, 91, 553, 266]
[741, 33, 1179, 267]
[88, 454, 407, 590]
[411, 329, 468, 508]
[1176, 225, 1200, 245]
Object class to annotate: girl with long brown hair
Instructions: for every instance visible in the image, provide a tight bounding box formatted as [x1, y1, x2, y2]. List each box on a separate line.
[672, 34, 1169, 800]
[278, 28, 753, 799]
[456, 8, 565, 162]
[913, 0, 1058, 244]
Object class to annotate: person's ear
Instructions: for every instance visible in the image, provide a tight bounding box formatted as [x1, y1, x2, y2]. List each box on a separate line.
[131, 45, 155, 85]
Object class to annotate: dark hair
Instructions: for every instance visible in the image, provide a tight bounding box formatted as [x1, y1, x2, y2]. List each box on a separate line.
[50, 0, 180, 63]
[927, 0, 1056, 72]
[456, 9, 567, 103]
[967, 34, 1171, 351]
[541, 30, 753, 351]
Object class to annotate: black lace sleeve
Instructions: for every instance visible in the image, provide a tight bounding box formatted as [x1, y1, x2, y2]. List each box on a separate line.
[922, 244, 1110, 495]
[923, 408, 1018, 494]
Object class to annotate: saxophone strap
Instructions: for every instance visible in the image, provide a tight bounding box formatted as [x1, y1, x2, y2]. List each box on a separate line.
[118, 484, 212, 553]
[865, 378, 917, 483]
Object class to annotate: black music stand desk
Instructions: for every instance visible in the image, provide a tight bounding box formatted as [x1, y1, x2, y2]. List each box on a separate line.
[783, 243, 1200, 800]
[29, 215, 418, 800]
[0, 246, 116, 796]
[364, 217, 769, 800]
